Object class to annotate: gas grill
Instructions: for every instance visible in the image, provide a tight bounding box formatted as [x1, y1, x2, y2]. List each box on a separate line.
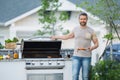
[21, 39, 72, 80]
[21, 39, 65, 69]
[21, 40, 62, 58]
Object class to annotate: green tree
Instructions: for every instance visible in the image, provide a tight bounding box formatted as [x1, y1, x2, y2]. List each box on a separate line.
[35, 0, 70, 36]
[77, 0, 120, 60]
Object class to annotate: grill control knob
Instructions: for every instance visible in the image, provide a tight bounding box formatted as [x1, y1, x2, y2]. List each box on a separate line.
[57, 63, 60, 65]
[48, 62, 52, 65]
[32, 63, 35, 65]
[26, 63, 31, 65]
[40, 63, 43, 65]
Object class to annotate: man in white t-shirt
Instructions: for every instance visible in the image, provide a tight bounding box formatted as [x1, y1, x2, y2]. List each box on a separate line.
[51, 12, 99, 80]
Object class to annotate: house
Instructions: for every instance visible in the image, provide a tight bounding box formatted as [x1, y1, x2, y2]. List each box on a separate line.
[0, 0, 109, 64]
[0, 0, 41, 42]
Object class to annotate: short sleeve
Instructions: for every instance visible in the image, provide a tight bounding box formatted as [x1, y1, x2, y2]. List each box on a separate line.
[72, 26, 77, 33]
[92, 31, 97, 40]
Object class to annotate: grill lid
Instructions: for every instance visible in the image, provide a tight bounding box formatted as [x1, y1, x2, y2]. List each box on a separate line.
[21, 40, 62, 58]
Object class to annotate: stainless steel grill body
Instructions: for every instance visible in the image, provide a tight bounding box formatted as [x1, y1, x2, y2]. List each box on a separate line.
[21, 40, 72, 80]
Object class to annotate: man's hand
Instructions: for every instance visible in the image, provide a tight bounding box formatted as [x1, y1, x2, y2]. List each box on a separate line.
[88, 46, 95, 51]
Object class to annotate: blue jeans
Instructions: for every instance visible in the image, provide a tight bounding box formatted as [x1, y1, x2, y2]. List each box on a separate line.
[72, 56, 91, 80]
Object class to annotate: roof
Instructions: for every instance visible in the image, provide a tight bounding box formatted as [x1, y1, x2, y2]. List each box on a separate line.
[0, 0, 41, 26]
[0, 0, 83, 26]
[0, 0, 119, 26]
[0, 0, 100, 26]
[69, 0, 96, 6]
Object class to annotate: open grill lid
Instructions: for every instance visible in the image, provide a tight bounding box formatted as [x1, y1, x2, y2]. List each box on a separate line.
[21, 40, 62, 58]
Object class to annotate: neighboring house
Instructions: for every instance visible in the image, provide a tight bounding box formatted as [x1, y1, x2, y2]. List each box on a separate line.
[0, 0, 108, 64]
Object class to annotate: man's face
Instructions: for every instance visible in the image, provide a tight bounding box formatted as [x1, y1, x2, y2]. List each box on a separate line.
[79, 15, 88, 26]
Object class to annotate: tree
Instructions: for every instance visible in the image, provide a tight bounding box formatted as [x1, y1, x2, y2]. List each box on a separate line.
[35, 0, 70, 36]
[77, 0, 120, 60]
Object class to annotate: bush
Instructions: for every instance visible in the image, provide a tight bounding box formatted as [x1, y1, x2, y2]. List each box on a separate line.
[90, 60, 120, 80]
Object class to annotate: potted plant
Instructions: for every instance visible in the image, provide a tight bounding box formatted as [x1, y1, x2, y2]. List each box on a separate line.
[5, 37, 19, 49]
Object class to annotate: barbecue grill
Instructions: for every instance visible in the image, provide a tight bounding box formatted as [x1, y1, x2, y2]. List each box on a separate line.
[21, 40, 62, 58]
[20, 39, 72, 80]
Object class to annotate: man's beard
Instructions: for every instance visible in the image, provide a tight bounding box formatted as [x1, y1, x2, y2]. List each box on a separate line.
[80, 22, 86, 26]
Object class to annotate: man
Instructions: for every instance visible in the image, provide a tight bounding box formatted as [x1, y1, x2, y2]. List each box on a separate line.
[51, 12, 99, 80]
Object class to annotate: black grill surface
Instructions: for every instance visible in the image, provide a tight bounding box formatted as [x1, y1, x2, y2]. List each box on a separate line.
[21, 40, 62, 58]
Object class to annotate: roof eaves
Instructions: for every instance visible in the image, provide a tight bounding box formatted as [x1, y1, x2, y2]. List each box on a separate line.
[1, 6, 41, 27]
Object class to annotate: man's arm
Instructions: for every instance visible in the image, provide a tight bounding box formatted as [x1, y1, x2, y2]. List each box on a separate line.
[89, 33, 99, 51]
[51, 32, 74, 40]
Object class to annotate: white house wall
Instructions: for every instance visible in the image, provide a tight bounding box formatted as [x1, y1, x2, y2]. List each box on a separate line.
[15, 13, 41, 29]
[13, 11, 77, 49]
[15, 11, 79, 31]
[0, 27, 10, 44]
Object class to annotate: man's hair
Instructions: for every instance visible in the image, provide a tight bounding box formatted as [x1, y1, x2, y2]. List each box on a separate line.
[79, 12, 88, 19]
